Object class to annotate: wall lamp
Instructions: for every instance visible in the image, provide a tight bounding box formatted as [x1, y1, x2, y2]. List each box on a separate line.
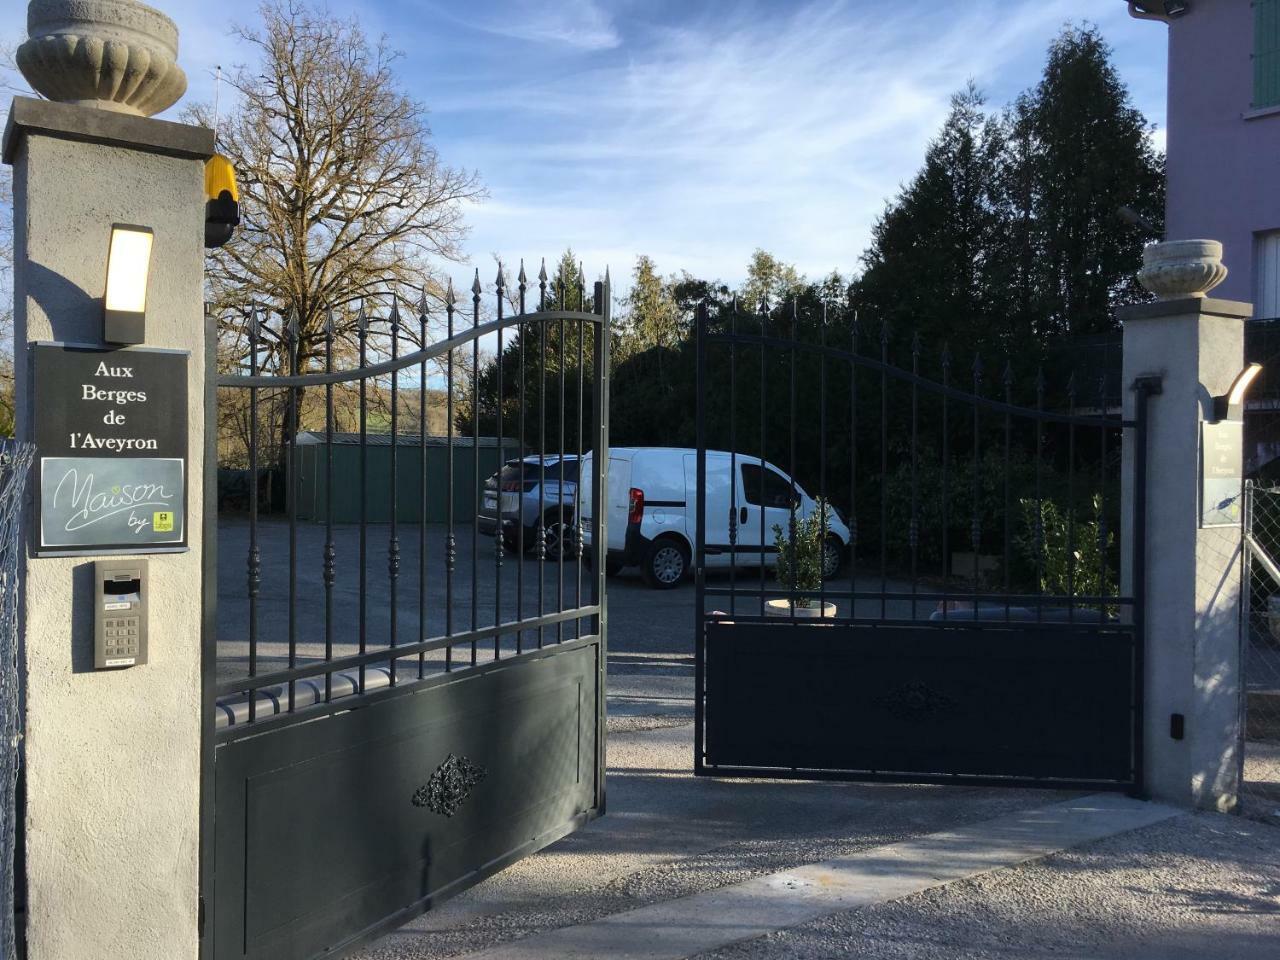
[104, 223, 154, 345]
[1212, 363, 1262, 422]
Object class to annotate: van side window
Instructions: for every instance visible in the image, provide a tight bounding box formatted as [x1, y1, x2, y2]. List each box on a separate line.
[740, 464, 796, 508]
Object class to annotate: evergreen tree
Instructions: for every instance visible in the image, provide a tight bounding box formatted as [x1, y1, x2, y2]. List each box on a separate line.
[623, 255, 683, 352]
[852, 83, 1006, 360]
[1008, 25, 1163, 339]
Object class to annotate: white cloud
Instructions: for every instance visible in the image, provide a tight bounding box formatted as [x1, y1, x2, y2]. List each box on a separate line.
[432, 0, 620, 51]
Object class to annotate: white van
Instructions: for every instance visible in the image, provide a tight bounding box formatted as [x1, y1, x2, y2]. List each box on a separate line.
[579, 447, 851, 589]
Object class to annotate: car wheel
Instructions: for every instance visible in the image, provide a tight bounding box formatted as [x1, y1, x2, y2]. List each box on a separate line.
[542, 512, 576, 560]
[643, 538, 688, 589]
[822, 536, 843, 580]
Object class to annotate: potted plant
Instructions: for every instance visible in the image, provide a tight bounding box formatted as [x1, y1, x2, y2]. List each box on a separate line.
[766, 501, 838, 619]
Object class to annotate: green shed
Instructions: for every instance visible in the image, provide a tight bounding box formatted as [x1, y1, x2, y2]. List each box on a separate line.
[292, 432, 513, 524]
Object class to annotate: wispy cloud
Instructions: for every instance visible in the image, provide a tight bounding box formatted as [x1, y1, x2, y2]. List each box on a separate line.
[427, 0, 621, 51]
[453, 0, 1164, 287]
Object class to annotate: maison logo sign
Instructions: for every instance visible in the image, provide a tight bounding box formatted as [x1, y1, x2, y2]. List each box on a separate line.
[34, 344, 188, 555]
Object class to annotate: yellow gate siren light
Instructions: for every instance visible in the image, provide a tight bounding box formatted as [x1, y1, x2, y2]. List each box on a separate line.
[204, 154, 241, 249]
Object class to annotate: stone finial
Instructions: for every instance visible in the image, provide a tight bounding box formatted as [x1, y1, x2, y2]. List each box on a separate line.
[1138, 239, 1228, 301]
[17, 0, 188, 118]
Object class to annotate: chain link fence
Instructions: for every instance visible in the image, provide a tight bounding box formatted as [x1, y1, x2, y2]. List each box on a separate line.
[1242, 482, 1280, 823]
[0, 439, 33, 959]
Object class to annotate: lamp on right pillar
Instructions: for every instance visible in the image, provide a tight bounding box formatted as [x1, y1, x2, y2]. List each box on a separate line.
[1212, 363, 1263, 422]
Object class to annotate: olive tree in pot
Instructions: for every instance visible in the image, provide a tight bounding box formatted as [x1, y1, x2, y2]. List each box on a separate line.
[767, 501, 838, 618]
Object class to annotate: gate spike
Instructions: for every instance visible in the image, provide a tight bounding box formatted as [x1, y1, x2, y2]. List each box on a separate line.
[389, 294, 401, 332]
[1067, 370, 1078, 402]
[972, 351, 983, 382]
[471, 268, 482, 299]
[517, 259, 528, 288]
[1002, 359, 1014, 388]
[417, 285, 429, 318]
[538, 257, 548, 285]
[325, 307, 334, 337]
[758, 293, 770, 316]
[495, 262, 506, 291]
[1035, 366, 1046, 404]
[911, 331, 922, 360]
[880, 320, 890, 348]
[941, 342, 952, 373]
[445, 277, 457, 307]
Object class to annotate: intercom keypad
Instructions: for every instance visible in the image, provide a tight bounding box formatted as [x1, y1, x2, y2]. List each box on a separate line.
[94, 560, 149, 669]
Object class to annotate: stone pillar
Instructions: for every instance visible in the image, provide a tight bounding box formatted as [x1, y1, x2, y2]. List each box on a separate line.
[4, 97, 213, 959]
[1120, 292, 1251, 811]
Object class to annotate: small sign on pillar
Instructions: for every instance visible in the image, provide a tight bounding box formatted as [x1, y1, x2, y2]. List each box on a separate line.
[32, 342, 188, 555]
[1201, 420, 1243, 528]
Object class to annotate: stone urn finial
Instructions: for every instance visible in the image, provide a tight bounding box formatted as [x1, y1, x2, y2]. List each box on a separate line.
[1138, 239, 1228, 301]
[16, 0, 188, 118]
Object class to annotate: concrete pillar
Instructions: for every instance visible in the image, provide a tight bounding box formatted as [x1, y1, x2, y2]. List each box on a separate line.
[1120, 294, 1251, 811]
[4, 98, 213, 958]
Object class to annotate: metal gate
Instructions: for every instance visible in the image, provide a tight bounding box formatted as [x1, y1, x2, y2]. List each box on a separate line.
[201, 270, 609, 960]
[692, 299, 1150, 792]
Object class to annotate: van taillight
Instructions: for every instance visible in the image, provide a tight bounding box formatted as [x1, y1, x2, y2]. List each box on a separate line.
[628, 488, 645, 525]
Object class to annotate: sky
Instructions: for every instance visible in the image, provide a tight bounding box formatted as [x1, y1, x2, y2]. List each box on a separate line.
[1, 0, 1170, 298]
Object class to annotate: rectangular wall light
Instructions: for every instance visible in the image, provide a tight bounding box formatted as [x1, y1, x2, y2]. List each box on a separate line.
[104, 224, 154, 345]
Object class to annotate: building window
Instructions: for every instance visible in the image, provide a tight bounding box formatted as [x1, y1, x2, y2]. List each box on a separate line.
[1257, 0, 1280, 108]
[1255, 231, 1280, 319]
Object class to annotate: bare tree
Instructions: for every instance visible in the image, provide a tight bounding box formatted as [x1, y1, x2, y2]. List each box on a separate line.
[187, 1, 483, 469]
[187, 0, 484, 375]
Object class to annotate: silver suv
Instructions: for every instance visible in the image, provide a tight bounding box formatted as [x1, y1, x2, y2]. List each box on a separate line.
[478, 455, 579, 559]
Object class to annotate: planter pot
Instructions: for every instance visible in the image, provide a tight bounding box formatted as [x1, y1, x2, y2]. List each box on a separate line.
[1137, 239, 1228, 300]
[765, 598, 837, 619]
[17, 0, 188, 117]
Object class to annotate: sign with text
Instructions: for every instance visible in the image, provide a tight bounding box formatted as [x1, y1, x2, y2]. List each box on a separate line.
[1201, 420, 1243, 529]
[33, 344, 188, 554]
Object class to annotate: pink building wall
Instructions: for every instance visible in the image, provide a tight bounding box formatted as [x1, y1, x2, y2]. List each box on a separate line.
[1162, 0, 1280, 309]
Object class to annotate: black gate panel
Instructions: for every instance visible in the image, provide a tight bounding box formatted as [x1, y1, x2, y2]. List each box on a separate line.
[213, 639, 600, 960]
[701, 621, 1134, 786]
[690, 297, 1152, 793]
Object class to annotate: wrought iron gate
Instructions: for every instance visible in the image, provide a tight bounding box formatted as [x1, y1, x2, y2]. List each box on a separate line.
[201, 269, 609, 960]
[693, 299, 1150, 791]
